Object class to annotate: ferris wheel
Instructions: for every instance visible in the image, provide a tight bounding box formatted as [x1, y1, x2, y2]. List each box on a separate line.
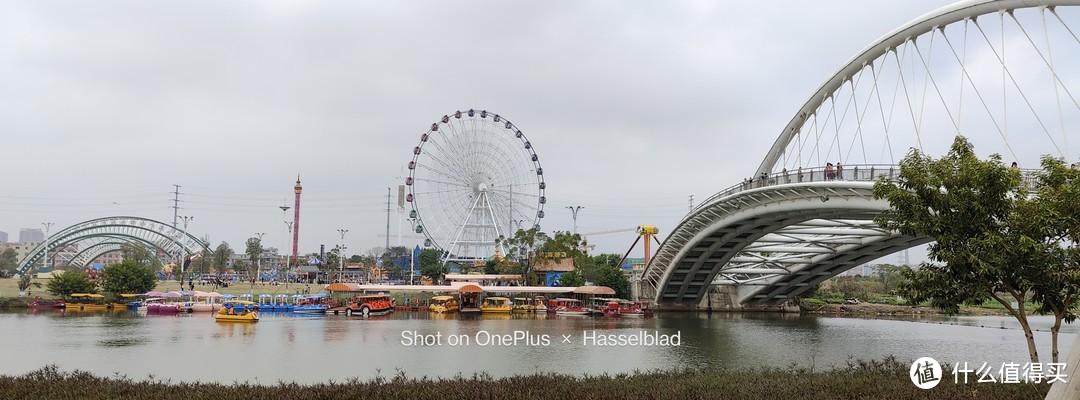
[405, 109, 546, 263]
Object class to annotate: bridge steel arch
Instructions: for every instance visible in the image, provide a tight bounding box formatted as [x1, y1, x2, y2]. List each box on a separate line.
[644, 169, 930, 309]
[757, 0, 1080, 175]
[15, 216, 208, 275]
[645, 0, 1080, 309]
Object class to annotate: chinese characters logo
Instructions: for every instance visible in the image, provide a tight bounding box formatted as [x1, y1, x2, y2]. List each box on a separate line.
[910, 357, 942, 389]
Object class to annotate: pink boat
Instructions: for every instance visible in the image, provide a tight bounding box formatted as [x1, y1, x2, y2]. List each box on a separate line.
[183, 291, 224, 313]
[144, 298, 181, 314]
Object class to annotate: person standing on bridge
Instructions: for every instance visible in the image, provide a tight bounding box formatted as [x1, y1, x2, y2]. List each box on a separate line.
[835, 163, 843, 180]
[825, 162, 835, 180]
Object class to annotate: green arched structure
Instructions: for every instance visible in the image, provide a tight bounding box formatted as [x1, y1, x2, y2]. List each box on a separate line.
[15, 216, 209, 275]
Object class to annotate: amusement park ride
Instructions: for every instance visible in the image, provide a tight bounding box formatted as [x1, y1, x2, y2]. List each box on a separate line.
[395, 108, 663, 267]
[613, 226, 661, 270]
[403, 109, 547, 265]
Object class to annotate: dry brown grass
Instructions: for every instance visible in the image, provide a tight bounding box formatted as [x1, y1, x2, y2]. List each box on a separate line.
[0, 358, 1049, 400]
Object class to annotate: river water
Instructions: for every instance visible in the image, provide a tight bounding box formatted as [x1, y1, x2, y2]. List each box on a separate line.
[0, 310, 1074, 383]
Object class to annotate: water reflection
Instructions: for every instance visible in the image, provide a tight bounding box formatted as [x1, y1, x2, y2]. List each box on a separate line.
[0, 310, 1073, 384]
[215, 321, 256, 338]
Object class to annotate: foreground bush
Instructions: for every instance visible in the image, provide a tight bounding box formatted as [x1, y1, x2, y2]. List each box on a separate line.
[0, 358, 1049, 400]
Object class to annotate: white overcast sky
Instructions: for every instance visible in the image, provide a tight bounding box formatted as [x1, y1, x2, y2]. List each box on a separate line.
[0, 0, 957, 259]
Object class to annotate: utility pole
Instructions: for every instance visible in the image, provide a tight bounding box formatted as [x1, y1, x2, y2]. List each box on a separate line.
[566, 206, 584, 234]
[337, 229, 348, 281]
[41, 222, 54, 272]
[171, 184, 182, 228]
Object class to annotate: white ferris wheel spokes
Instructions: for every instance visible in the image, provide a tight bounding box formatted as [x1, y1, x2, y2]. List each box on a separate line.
[406, 109, 546, 264]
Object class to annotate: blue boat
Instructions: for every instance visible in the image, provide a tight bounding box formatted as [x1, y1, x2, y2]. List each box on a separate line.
[257, 294, 276, 311]
[291, 293, 328, 314]
[275, 294, 294, 312]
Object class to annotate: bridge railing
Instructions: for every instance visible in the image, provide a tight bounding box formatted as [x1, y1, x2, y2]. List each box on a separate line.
[689, 164, 900, 216]
[688, 163, 1044, 217]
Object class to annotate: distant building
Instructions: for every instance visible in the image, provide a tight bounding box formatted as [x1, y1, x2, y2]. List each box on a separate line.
[0, 231, 8, 243]
[6, 241, 40, 264]
[19, 228, 44, 242]
[228, 247, 283, 277]
[91, 251, 124, 266]
[534, 258, 575, 286]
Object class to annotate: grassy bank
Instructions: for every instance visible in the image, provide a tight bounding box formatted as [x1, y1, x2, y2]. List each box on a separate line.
[0, 276, 328, 300]
[0, 358, 1049, 400]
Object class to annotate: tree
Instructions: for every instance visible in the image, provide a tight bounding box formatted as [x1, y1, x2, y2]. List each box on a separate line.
[873, 136, 1080, 364]
[46, 270, 97, 299]
[190, 254, 213, 276]
[366, 246, 387, 259]
[1022, 156, 1080, 363]
[497, 228, 550, 284]
[872, 263, 910, 294]
[0, 248, 17, 277]
[324, 246, 342, 277]
[119, 242, 161, 269]
[18, 274, 42, 293]
[232, 260, 249, 274]
[592, 261, 631, 299]
[418, 248, 447, 283]
[382, 259, 404, 281]
[99, 260, 157, 297]
[212, 242, 233, 273]
[557, 269, 585, 287]
[245, 237, 263, 277]
[585, 253, 623, 282]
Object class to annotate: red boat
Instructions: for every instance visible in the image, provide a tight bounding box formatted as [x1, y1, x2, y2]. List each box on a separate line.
[548, 298, 591, 316]
[26, 297, 65, 310]
[596, 299, 621, 317]
[618, 300, 654, 318]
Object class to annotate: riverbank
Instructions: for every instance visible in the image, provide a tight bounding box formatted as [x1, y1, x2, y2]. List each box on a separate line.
[800, 302, 1010, 317]
[0, 358, 1048, 400]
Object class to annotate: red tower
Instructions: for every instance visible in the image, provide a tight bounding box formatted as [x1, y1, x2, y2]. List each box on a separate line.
[292, 175, 302, 265]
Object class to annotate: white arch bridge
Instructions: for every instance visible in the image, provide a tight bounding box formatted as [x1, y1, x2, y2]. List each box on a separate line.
[643, 0, 1080, 310]
[15, 216, 208, 275]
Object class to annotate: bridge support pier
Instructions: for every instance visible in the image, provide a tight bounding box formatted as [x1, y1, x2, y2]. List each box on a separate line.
[655, 286, 799, 313]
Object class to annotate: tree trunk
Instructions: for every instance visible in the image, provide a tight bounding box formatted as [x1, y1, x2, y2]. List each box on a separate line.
[1052, 313, 1063, 364]
[993, 292, 1040, 364]
[1017, 314, 1041, 365]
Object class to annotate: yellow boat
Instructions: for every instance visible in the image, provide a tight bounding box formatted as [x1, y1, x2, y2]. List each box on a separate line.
[511, 297, 534, 313]
[428, 295, 459, 313]
[481, 296, 512, 313]
[65, 293, 112, 311]
[216, 301, 259, 322]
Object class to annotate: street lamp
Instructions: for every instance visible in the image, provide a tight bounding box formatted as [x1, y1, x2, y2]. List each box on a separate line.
[254, 232, 265, 284]
[41, 222, 54, 272]
[337, 229, 348, 282]
[178, 216, 194, 286]
[284, 221, 294, 289]
[279, 204, 290, 276]
[566, 206, 584, 234]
